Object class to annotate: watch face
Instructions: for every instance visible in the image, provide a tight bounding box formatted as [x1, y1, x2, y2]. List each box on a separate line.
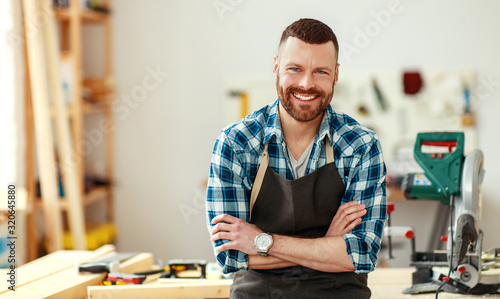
[256, 235, 271, 249]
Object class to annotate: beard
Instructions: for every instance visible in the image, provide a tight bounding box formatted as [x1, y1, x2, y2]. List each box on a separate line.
[276, 75, 334, 122]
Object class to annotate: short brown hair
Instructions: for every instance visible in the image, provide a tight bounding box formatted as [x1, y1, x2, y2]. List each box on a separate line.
[279, 18, 339, 58]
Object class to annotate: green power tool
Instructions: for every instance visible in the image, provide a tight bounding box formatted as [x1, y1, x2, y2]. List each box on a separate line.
[401, 132, 464, 205]
[400, 132, 500, 295]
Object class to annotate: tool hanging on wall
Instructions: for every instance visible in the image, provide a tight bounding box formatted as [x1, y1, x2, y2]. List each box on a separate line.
[461, 85, 475, 127]
[372, 78, 389, 111]
[229, 90, 249, 119]
[403, 71, 424, 95]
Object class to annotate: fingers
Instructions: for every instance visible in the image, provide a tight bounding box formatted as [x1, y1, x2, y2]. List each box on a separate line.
[337, 201, 365, 217]
[210, 222, 232, 235]
[210, 214, 245, 237]
[210, 214, 262, 254]
[210, 214, 238, 237]
[340, 207, 366, 225]
[343, 217, 362, 233]
[334, 202, 366, 222]
[327, 201, 367, 236]
[339, 200, 359, 209]
[210, 217, 237, 253]
[210, 231, 230, 242]
[211, 213, 238, 225]
[214, 244, 226, 253]
[214, 241, 239, 253]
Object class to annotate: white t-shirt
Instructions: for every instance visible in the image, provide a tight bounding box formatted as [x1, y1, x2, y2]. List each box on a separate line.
[287, 140, 315, 179]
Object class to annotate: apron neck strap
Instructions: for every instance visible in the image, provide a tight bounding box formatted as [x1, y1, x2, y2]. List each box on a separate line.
[326, 139, 334, 164]
[249, 143, 269, 219]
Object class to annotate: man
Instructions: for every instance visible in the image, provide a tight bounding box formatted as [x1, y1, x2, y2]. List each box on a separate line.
[206, 18, 387, 298]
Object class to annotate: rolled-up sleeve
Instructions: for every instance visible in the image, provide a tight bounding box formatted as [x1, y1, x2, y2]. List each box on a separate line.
[206, 131, 250, 274]
[342, 134, 387, 274]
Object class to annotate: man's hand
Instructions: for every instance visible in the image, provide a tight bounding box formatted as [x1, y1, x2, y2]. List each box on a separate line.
[210, 214, 262, 255]
[326, 201, 366, 236]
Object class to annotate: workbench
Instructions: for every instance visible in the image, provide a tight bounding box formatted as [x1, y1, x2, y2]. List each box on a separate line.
[0, 246, 498, 298]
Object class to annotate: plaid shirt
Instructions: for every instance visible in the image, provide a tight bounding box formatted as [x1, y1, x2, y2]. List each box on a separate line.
[206, 99, 387, 274]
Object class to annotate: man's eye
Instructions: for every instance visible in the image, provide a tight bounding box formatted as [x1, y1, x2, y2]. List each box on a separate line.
[291, 67, 300, 72]
[317, 70, 327, 75]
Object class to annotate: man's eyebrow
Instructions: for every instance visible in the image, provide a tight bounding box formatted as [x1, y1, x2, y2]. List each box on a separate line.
[283, 62, 334, 72]
[283, 61, 303, 68]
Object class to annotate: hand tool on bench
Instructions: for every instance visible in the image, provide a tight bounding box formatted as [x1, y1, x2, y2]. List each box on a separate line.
[77, 252, 138, 274]
[167, 259, 207, 278]
[103, 262, 168, 285]
[132, 259, 169, 277]
[106, 272, 147, 285]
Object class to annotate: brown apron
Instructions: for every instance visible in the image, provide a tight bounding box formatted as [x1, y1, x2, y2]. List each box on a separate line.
[230, 140, 371, 299]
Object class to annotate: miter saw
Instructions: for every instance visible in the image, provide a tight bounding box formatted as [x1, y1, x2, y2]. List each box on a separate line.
[400, 132, 500, 295]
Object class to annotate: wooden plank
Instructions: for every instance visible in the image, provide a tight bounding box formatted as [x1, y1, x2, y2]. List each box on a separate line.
[40, 252, 152, 299]
[103, 0, 112, 75]
[23, 11, 38, 261]
[368, 267, 497, 298]
[88, 280, 232, 299]
[105, 104, 115, 223]
[368, 267, 413, 286]
[89, 268, 498, 299]
[41, 0, 86, 250]
[60, 20, 69, 51]
[0, 246, 153, 299]
[0, 244, 115, 294]
[68, 0, 85, 194]
[103, 0, 115, 224]
[22, 0, 63, 253]
[158, 278, 233, 285]
[3, 269, 106, 299]
[370, 284, 496, 299]
[118, 252, 154, 274]
[86, 268, 498, 299]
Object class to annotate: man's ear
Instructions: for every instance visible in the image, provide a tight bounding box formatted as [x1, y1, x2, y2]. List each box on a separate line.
[273, 55, 279, 78]
[334, 63, 340, 86]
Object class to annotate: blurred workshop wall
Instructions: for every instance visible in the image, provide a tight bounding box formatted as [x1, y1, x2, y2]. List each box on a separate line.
[0, 1, 24, 190]
[0, 0, 26, 263]
[109, 0, 500, 265]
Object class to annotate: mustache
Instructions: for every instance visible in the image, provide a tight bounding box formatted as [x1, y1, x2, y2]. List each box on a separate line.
[286, 86, 325, 97]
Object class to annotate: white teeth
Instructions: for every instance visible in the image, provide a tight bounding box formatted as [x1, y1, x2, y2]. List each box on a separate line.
[293, 93, 316, 101]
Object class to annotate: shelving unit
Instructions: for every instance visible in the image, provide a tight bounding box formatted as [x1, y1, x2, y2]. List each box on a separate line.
[25, 0, 115, 260]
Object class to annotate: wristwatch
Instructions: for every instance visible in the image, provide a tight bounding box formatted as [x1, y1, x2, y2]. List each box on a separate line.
[254, 232, 273, 256]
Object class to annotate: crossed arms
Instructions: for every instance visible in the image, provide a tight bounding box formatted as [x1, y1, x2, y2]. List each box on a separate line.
[210, 201, 366, 272]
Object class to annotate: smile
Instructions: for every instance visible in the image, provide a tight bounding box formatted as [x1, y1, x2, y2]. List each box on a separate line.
[293, 92, 317, 101]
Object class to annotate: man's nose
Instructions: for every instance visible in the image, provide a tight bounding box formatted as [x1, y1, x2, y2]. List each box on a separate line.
[298, 72, 315, 90]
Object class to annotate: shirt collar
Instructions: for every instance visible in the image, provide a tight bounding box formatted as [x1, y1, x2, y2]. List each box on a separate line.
[319, 104, 335, 146]
[263, 99, 334, 146]
[263, 100, 283, 145]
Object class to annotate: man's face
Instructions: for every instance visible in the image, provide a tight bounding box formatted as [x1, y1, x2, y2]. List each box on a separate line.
[274, 37, 339, 122]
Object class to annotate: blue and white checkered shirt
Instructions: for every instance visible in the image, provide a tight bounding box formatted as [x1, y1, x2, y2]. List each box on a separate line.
[206, 99, 387, 274]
